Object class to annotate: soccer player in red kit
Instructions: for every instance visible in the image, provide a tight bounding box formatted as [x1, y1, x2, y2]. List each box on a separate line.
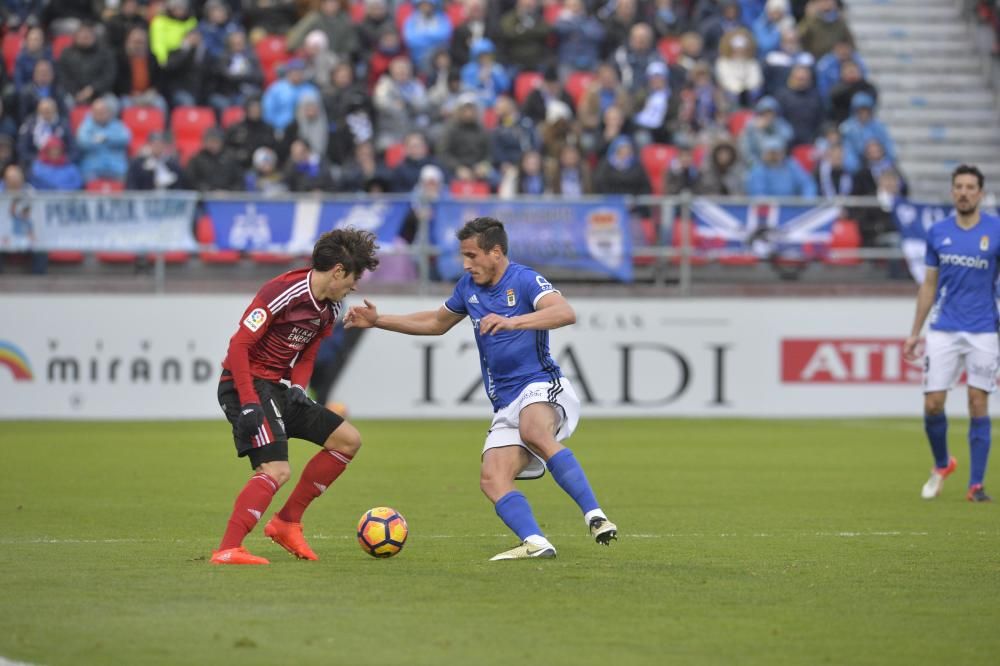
[211, 228, 380, 565]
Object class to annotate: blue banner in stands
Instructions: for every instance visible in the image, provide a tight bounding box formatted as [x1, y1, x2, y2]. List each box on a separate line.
[689, 198, 840, 259]
[430, 198, 633, 282]
[205, 199, 411, 253]
[0, 192, 198, 251]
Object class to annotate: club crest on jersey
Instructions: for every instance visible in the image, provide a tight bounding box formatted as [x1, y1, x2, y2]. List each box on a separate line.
[243, 308, 267, 332]
[506, 288, 516, 307]
[981, 235, 990, 252]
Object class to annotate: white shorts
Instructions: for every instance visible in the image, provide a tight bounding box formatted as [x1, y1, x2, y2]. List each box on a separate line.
[483, 377, 581, 480]
[924, 330, 1000, 393]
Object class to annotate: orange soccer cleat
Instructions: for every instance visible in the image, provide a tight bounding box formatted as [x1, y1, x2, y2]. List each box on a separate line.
[210, 546, 270, 565]
[264, 515, 318, 560]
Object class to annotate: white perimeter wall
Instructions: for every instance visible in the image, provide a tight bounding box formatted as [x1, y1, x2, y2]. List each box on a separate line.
[0, 295, 988, 419]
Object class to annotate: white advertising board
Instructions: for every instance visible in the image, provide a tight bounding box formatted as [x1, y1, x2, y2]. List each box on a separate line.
[0, 295, 989, 419]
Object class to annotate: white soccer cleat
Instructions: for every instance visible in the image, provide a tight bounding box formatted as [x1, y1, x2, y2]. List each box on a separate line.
[589, 517, 618, 545]
[921, 456, 957, 499]
[489, 540, 557, 561]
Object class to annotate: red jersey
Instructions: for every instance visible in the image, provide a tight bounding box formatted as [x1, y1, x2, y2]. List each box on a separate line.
[222, 268, 340, 405]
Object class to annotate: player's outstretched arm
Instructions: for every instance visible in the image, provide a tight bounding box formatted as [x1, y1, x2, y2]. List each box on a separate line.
[903, 267, 938, 361]
[346, 299, 464, 336]
[479, 291, 576, 335]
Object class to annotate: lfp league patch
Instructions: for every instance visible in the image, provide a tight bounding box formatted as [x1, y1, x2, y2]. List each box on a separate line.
[506, 288, 516, 307]
[243, 307, 268, 332]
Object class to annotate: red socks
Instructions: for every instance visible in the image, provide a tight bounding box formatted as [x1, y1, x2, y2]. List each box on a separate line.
[277, 449, 352, 523]
[219, 472, 279, 551]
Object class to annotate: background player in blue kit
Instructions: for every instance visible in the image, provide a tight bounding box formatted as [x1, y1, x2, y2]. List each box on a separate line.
[346, 217, 618, 560]
[903, 165, 998, 502]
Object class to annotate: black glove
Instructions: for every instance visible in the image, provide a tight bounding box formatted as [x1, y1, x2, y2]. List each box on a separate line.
[236, 402, 264, 443]
[287, 385, 314, 407]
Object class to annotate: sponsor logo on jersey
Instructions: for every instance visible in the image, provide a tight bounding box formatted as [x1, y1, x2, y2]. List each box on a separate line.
[506, 289, 516, 307]
[781, 338, 921, 384]
[468, 294, 479, 304]
[939, 253, 990, 269]
[536, 275, 553, 290]
[981, 235, 989, 252]
[243, 308, 267, 332]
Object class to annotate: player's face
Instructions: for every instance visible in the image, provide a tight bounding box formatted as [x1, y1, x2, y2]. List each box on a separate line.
[318, 266, 359, 301]
[460, 238, 502, 285]
[951, 174, 983, 215]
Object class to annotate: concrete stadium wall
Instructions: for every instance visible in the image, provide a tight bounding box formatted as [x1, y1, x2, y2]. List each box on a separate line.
[0, 295, 983, 419]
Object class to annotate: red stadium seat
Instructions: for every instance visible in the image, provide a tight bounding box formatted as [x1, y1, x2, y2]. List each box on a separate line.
[727, 109, 754, 137]
[86, 178, 125, 192]
[221, 106, 245, 128]
[2, 31, 22, 76]
[657, 37, 682, 65]
[639, 143, 678, 196]
[384, 142, 406, 168]
[395, 2, 414, 32]
[565, 71, 595, 109]
[70, 105, 90, 133]
[445, 1, 466, 26]
[824, 219, 862, 266]
[96, 251, 138, 264]
[791, 144, 817, 174]
[514, 71, 543, 105]
[692, 143, 707, 168]
[52, 34, 73, 60]
[199, 250, 241, 264]
[450, 180, 490, 197]
[255, 34, 289, 85]
[481, 106, 497, 130]
[544, 2, 564, 24]
[47, 250, 85, 264]
[350, 1, 366, 22]
[171, 106, 216, 164]
[122, 106, 165, 156]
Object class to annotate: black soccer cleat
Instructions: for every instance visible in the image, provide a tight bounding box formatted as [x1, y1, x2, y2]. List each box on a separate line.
[589, 517, 618, 545]
[967, 485, 993, 502]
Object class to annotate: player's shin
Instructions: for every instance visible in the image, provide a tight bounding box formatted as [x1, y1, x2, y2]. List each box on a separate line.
[495, 490, 547, 543]
[546, 448, 601, 516]
[969, 416, 991, 487]
[219, 472, 280, 550]
[924, 412, 950, 469]
[277, 449, 352, 523]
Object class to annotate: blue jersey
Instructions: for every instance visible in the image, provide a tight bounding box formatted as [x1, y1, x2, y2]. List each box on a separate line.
[444, 263, 563, 411]
[925, 213, 1000, 333]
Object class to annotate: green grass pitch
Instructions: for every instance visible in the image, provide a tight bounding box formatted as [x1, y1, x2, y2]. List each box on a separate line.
[2, 418, 998, 665]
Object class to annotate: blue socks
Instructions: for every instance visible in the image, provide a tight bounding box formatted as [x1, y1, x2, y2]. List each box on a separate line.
[969, 416, 991, 487]
[547, 448, 600, 514]
[495, 491, 543, 541]
[924, 412, 950, 469]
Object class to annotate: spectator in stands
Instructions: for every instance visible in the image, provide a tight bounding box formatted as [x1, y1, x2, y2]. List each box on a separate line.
[2, 1, 38, 30]
[210, 30, 264, 114]
[114, 26, 167, 114]
[490, 94, 537, 172]
[450, 0, 487, 68]
[323, 62, 375, 159]
[287, 0, 358, 62]
[58, 22, 117, 110]
[553, 0, 606, 76]
[18, 60, 61, 121]
[425, 49, 458, 122]
[28, 136, 82, 191]
[544, 143, 593, 195]
[225, 95, 279, 169]
[399, 163, 446, 253]
[13, 25, 50, 90]
[762, 26, 814, 95]
[403, 0, 453, 74]
[162, 28, 213, 108]
[184, 126, 242, 191]
[663, 140, 702, 194]
[357, 0, 396, 56]
[438, 94, 493, 182]
[715, 29, 762, 108]
[851, 138, 908, 198]
[697, 138, 745, 194]
[827, 60, 877, 125]
[700, 0, 747, 61]
[0, 99, 18, 142]
[600, 0, 640, 59]
[76, 96, 131, 183]
[149, 0, 197, 66]
[105, 0, 149, 48]
[498, 0, 550, 73]
[17, 98, 73, 167]
[197, 0, 239, 59]
[813, 122, 858, 173]
[243, 0, 297, 35]
[301, 30, 339, 93]
[746, 136, 816, 197]
[670, 61, 726, 143]
[651, 0, 689, 38]
[40, 0, 96, 33]
[497, 149, 543, 197]
[0, 135, 16, 175]
[337, 140, 390, 192]
[283, 137, 336, 191]
[243, 145, 288, 194]
[0, 164, 47, 275]
[774, 64, 823, 146]
[389, 132, 436, 192]
[578, 62, 631, 135]
[752, 0, 794, 57]
[814, 142, 853, 198]
[590, 102, 634, 160]
[522, 65, 575, 125]
[126, 131, 185, 190]
[613, 23, 665, 93]
[594, 135, 651, 196]
[740, 95, 793, 164]
[675, 31, 705, 75]
[280, 91, 332, 162]
[797, 0, 853, 58]
[633, 61, 674, 146]
[839, 92, 896, 170]
[815, 39, 866, 101]
[373, 56, 430, 151]
[262, 58, 320, 134]
[538, 98, 577, 162]
[460, 38, 511, 109]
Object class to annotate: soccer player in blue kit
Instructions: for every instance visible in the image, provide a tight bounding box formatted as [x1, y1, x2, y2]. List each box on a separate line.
[903, 165, 997, 502]
[346, 217, 618, 559]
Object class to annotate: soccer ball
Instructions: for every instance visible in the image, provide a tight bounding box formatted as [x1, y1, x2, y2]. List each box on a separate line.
[356, 507, 408, 558]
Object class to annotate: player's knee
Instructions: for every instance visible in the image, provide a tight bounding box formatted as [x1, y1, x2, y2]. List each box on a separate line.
[479, 470, 503, 499]
[325, 421, 362, 457]
[924, 395, 946, 415]
[258, 461, 291, 486]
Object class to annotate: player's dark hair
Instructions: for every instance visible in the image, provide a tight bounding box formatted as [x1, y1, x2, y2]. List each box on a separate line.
[457, 217, 508, 255]
[952, 164, 984, 190]
[312, 228, 380, 275]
